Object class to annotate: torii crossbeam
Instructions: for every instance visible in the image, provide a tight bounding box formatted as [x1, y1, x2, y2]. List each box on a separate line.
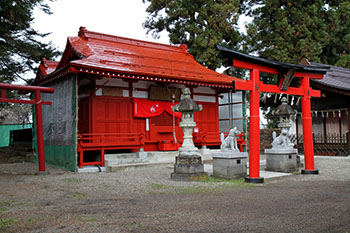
[217, 46, 330, 183]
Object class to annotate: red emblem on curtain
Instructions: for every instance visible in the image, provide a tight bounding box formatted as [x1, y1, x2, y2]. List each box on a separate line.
[134, 98, 181, 118]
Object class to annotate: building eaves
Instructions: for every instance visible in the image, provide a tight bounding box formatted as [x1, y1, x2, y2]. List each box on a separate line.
[309, 62, 350, 91]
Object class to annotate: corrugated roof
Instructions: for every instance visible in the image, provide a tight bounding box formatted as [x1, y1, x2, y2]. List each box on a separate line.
[38, 27, 242, 86]
[309, 62, 350, 91]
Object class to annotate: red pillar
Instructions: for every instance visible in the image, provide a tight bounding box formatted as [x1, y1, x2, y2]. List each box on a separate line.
[35, 90, 46, 172]
[245, 69, 264, 183]
[300, 77, 318, 174]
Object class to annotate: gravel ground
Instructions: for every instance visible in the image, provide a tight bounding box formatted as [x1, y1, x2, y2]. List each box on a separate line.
[0, 156, 349, 232]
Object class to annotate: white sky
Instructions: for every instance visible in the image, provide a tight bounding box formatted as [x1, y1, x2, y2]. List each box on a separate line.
[33, 0, 250, 53]
[32, 0, 170, 52]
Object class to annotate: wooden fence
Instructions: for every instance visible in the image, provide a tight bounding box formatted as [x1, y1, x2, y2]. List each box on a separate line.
[297, 132, 350, 156]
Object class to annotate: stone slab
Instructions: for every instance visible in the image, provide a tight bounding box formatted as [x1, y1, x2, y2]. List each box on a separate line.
[175, 156, 203, 164]
[212, 151, 248, 159]
[265, 148, 298, 154]
[78, 166, 106, 173]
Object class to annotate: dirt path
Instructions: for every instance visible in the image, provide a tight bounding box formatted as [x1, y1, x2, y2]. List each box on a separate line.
[0, 156, 349, 232]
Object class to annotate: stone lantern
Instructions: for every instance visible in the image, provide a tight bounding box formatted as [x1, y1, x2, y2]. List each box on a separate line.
[171, 88, 208, 181]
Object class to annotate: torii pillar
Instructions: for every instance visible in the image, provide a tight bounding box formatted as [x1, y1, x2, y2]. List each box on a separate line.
[246, 69, 264, 183]
[300, 77, 319, 174]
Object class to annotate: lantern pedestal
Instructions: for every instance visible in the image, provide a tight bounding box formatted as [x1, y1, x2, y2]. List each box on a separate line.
[171, 156, 207, 181]
[171, 121, 208, 181]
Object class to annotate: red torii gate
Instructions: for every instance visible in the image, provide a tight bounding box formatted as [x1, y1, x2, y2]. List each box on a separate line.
[0, 83, 54, 172]
[217, 46, 329, 183]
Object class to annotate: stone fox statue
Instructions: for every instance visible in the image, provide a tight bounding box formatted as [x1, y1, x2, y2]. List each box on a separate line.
[271, 128, 294, 148]
[220, 127, 240, 151]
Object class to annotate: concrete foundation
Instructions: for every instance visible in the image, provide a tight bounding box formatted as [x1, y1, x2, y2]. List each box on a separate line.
[212, 152, 248, 179]
[265, 148, 298, 173]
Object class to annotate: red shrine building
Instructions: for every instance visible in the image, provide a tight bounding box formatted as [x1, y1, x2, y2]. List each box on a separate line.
[35, 27, 242, 171]
[35, 27, 329, 182]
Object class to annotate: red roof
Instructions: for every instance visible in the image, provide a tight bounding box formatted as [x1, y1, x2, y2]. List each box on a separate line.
[36, 27, 241, 87]
[35, 58, 59, 81]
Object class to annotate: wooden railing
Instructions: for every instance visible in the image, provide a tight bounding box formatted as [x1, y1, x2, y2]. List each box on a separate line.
[77, 133, 145, 168]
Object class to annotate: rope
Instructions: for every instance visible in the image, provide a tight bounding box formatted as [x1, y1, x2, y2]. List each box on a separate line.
[35, 99, 43, 105]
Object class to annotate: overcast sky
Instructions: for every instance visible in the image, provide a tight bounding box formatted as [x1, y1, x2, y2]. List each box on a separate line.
[33, 0, 249, 53]
[32, 0, 169, 52]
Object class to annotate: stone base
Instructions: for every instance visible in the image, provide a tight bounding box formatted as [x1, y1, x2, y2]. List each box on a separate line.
[171, 155, 207, 181]
[245, 177, 264, 183]
[301, 169, 319, 175]
[171, 172, 208, 181]
[212, 152, 248, 179]
[34, 171, 49, 175]
[174, 163, 204, 173]
[265, 148, 298, 173]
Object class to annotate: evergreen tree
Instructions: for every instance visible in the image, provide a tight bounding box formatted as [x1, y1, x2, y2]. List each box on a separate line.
[244, 0, 350, 68]
[143, 0, 243, 70]
[0, 0, 60, 84]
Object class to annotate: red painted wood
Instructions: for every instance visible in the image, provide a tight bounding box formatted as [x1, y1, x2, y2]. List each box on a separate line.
[260, 83, 321, 97]
[0, 83, 54, 93]
[78, 97, 90, 134]
[194, 101, 220, 135]
[294, 72, 323, 79]
[78, 96, 222, 157]
[235, 80, 253, 91]
[35, 90, 45, 172]
[301, 77, 316, 171]
[248, 69, 261, 178]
